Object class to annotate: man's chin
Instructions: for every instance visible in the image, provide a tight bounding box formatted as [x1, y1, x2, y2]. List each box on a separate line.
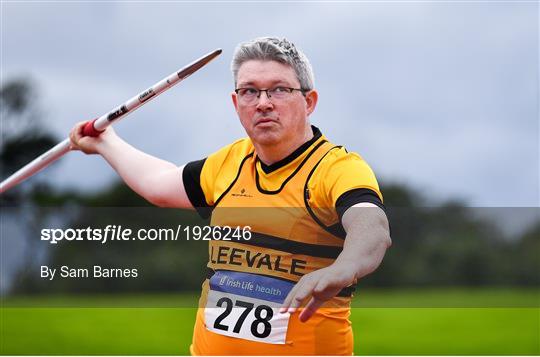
[250, 127, 282, 145]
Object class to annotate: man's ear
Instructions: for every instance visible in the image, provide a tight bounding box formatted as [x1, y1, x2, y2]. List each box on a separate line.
[231, 91, 239, 113]
[305, 90, 318, 116]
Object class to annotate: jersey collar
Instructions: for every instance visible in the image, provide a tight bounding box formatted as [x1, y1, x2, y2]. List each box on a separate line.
[258, 125, 323, 174]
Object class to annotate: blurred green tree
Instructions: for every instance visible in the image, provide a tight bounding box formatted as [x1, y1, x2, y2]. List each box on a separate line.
[1, 78, 57, 203]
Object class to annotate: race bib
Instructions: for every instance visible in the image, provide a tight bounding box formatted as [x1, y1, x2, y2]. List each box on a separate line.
[204, 270, 294, 344]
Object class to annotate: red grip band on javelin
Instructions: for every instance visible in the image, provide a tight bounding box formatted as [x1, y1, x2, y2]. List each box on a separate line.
[82, 119, 104, 137]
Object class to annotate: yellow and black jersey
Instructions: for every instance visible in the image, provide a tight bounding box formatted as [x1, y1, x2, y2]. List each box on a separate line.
[182, 126, 384, 355]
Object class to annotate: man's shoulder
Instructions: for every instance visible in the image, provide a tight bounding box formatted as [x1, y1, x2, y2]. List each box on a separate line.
[307, 140, 382, 210]
[316, 139, 368, 172]
[207, 137, 254, 164]
[310, 140, 378, 190]
[227, 137, 255, 157]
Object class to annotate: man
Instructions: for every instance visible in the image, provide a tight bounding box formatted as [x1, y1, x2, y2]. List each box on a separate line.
[70, 37, 391, 355]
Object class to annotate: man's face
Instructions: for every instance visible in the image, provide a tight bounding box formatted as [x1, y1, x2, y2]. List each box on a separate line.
[232, 60, 317, 146]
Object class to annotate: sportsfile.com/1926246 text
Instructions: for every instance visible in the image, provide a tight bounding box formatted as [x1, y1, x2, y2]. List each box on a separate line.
[40, 225, 252, 245]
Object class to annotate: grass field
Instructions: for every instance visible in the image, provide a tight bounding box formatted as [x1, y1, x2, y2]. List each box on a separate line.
[1, 289, 539, 355]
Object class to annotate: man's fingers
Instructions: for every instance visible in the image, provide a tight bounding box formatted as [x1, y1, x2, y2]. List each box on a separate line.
[285, 279, 317, 314]
[289, 289, 309, 312]
[69, 121, 87, 150]
[280, 281, 302, 313]
[279, 277, 316, 314]
[280, 287, 296, 313]
[279, 268, 343, 317]
[69, 126, 80, 150]
[299, 297, 324, 322]
[69, 131, 76, 150]
[69, 120, 109, 155]
[297, 279, 335, 322]
[280, 287, 304, 314]
[280, 279, 303, 313]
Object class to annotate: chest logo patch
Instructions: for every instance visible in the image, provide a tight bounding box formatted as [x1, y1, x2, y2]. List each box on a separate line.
[231, 188, 253, 198]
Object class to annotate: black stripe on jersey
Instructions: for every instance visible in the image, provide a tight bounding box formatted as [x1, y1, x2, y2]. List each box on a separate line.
[214, 152, 255, 207]
[206, 268, 356, 297]
[255, 140, 327, 195]
[339, 285, 356, 297]
[213, 229, 343, 259]
[336, 188, 386, 222]
[303, 146, 348, 239]
[182, 159, 212, 219]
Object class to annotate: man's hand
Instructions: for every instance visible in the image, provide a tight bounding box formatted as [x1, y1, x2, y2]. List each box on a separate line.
[279, 262, 356, 323]
[69, 121, 116, 154]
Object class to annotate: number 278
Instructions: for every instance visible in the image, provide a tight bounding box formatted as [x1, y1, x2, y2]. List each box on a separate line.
[213, 297, 273, 338]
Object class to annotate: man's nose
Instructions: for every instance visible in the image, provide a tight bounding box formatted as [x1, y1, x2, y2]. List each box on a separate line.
[256, 91, 273, 111]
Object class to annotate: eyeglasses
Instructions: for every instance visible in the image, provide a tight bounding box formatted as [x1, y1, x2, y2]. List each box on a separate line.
[234, 86, 306, 104]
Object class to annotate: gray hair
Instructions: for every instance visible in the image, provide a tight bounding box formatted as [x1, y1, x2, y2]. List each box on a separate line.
[231, 37, 315, 91]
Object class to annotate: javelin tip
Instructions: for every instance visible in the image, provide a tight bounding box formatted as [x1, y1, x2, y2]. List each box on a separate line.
[176, 48, 223, 80]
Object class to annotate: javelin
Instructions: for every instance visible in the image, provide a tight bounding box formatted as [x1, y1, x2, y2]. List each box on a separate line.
[0, 49, 222, 194]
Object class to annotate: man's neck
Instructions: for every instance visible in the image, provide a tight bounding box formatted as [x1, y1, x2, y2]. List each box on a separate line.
[255, 126, 314, 165]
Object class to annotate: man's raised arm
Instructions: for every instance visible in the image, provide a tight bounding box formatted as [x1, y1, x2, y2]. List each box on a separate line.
[69, 121, 193, 209]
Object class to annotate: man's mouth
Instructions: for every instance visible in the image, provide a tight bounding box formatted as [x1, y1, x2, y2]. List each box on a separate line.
[255, 117, 278, 126]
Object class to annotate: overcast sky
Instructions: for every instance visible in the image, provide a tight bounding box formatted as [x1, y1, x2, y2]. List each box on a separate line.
[2, 1, 538, 207]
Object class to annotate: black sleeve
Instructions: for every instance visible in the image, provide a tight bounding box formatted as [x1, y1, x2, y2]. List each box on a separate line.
[335, 188, 386, 222]
[182, 158, 212, 219]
